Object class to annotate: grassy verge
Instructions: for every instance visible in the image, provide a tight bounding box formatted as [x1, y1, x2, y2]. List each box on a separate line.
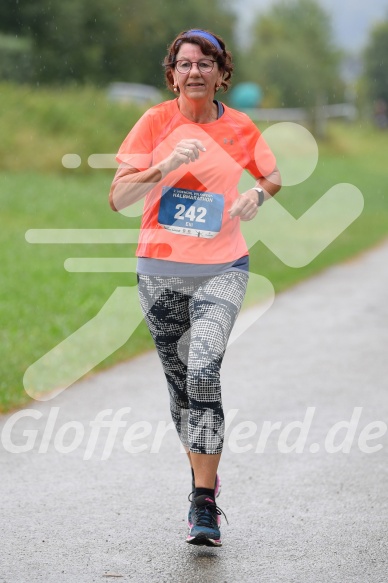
[0, 82, 148, 173]
[241, 120, 388, 302]
[1, 92, 387, 411]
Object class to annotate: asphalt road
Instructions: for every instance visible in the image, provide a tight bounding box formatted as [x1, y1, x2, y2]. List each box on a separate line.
[1, 242, 388, 583]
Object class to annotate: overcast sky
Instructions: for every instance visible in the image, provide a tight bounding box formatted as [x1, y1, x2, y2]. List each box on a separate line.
[232, 0, 388, 52]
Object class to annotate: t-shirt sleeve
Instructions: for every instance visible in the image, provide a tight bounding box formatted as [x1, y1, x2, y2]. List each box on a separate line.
[242, 116, 277, 179]
[115, 111, 154, 170]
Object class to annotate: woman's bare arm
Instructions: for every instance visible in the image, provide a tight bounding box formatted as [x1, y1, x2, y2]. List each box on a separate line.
[109, 138, 206, 211]
[109, 165, 162, 211]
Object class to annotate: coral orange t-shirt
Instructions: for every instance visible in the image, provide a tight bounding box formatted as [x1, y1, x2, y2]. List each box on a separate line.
[116, 99, 276, 264]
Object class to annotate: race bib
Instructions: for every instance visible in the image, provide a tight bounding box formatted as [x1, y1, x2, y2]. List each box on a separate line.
[158, 186, 224, 238]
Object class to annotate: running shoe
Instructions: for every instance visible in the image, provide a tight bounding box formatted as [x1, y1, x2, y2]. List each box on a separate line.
[188, 474, 221, 527]
[186, 494, 227, 547]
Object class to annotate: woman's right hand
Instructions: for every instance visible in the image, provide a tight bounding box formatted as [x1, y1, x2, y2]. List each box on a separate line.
[158, 139, 206, 176]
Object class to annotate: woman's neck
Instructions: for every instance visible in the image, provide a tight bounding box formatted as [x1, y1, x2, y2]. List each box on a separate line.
[177, 97, 218, 123]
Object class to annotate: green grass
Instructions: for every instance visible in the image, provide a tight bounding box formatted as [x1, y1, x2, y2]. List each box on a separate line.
[0, 82, 149, 173]
[1, 83, 388, 411]
[241, 121, 388, 302]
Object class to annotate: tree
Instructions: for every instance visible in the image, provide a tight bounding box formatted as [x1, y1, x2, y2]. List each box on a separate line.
[364, 19, 388, 103]
[97, 0, 237, 88]
[0, 33, 33, 82]
[0, 0, 236, 87]
[244, 0, 343, 111]
[0, 0, 24, 34]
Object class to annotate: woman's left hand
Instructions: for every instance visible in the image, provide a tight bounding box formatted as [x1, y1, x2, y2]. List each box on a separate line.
[228, 190, 259, 221]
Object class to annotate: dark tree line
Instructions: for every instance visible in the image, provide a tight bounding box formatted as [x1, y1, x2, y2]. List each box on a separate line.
[2, 0, 386, 112]
[0, 0, 236, 86]
[364, 19, 388, 104]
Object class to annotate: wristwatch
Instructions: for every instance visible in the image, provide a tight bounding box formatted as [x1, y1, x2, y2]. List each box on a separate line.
[251, 187, 265, 207]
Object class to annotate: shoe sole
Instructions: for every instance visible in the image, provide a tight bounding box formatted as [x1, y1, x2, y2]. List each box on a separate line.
[186, 533, 222, 547]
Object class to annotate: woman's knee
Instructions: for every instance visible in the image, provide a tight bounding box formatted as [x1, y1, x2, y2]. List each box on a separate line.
[186, 366, 221, 402]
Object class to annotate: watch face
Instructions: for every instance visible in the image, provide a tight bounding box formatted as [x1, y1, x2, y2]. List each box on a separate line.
[254, 188, 264, 206]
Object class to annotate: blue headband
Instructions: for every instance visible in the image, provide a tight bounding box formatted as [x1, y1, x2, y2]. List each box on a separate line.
[183, 29, 222, 52]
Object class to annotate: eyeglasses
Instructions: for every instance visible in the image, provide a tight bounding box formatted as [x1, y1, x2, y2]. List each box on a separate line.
[175, 59, 216, 74]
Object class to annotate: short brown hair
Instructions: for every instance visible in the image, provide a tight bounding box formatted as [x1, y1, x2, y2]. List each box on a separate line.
[163, 30, 233, 94]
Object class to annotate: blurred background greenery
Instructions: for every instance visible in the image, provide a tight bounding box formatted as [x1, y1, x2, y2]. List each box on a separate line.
[1, 0, 388, 411]
[1, 0, 387, 110]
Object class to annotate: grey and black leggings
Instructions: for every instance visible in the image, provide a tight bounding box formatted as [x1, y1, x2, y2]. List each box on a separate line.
[137, 271, 248, 454]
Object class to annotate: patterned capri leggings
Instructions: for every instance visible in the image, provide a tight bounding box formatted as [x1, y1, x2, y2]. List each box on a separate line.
[137, 271, 248, 454]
